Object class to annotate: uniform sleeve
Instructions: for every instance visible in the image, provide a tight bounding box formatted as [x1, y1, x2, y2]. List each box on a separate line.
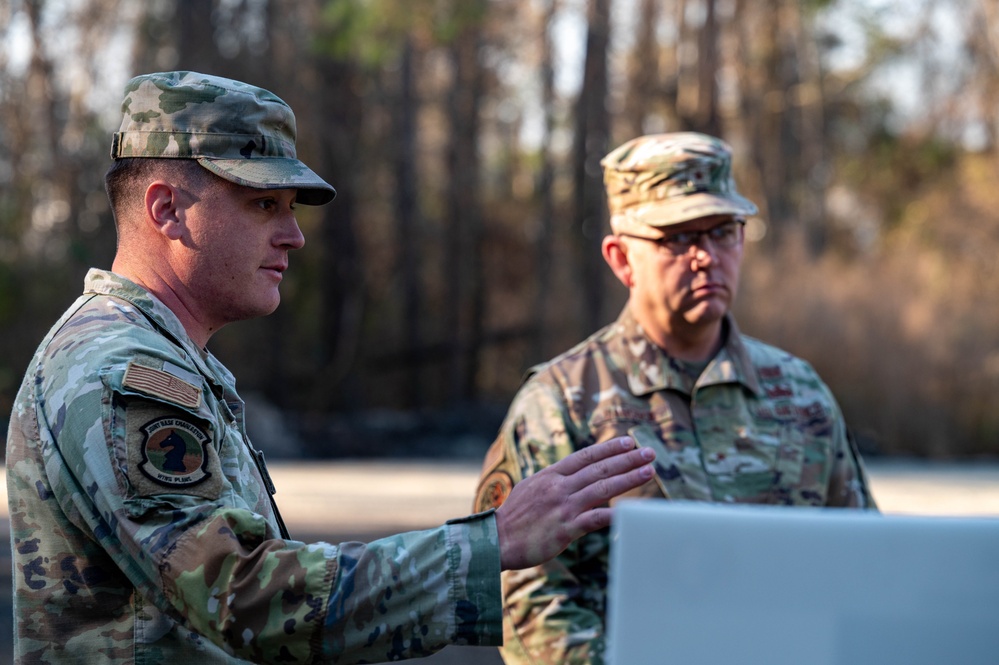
[475, 378, 608, 665]
[821, 384, 878, 510]
[160, 507, 503, 663]
[48, 362, 502, 663]
[826, 421, 879, 509]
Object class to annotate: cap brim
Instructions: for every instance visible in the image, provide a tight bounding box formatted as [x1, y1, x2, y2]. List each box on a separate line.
[197, 157, 336, 206]
[615, 192, 758, 229]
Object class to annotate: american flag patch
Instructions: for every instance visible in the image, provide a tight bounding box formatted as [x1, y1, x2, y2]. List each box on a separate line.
[123, 362, 202, 409]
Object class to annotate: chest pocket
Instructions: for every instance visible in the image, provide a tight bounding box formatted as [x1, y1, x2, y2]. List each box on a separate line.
[700, 416, 822, 504]
[628, 424, 710, 501]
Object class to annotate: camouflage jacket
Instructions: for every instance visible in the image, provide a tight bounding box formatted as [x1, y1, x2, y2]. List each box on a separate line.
[7, 269, 501, 664]
[474, 307, 876, 665]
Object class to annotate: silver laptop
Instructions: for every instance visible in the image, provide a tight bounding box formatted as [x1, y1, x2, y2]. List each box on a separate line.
[607, 501, 999, 665]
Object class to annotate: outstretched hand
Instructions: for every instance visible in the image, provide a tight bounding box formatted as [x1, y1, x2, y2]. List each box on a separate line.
[494, 437, 655, 571]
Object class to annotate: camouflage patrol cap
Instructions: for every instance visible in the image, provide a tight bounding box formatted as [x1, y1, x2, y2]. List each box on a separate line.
[111, 71, 336, 206]
[601, 132, 757, 236]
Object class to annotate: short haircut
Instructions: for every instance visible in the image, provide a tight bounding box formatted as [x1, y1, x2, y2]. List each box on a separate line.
[104, 158, 214, 233]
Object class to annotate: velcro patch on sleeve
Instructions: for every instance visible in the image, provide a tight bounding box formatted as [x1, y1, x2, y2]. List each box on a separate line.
[474, 470, 514, 512]
[474, 438, 516, 512]
[123, 361, 202, 409]
[125, 402, 222, 499]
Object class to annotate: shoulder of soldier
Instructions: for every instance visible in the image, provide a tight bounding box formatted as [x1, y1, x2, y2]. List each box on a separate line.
[474, 356, 588, 514]
[49, 292, 180, 355]
[520, 320, 623, 389]
[739, 333, 825, 382]
[475, 324, 623, 513]
[737, 333, 843, 414]
[38, 294, 204, 409]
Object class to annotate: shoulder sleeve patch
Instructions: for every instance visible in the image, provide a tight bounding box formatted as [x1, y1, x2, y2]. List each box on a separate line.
[474, 470, 514, 513]
[123, 360, 202, 409]
[125, 402, 222, 499]
[474, 437, 516, 512]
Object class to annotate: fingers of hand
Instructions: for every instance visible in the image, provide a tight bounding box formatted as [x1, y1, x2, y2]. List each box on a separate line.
[570, 506, 614, 538]
[561, 444, 655, 495]
[571, 461, 655, 510]
[551, 436, 636, 476]
[496, 440, 655, 570]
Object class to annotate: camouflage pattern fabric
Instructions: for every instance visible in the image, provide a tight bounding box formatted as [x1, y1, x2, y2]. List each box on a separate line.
[7, 269, 502, 664]
[600, 132, 758, 235]
[474, 306, 876, 665]
[111, 71, 336, 205]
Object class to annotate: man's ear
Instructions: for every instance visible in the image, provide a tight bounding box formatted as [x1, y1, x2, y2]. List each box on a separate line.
[602, 235, 634, 288]
[144, 181, 186, 241]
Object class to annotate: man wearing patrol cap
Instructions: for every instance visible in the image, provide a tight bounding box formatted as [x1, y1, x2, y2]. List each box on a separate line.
[475, 132, 877, 665]
[6, 71, 658, 663]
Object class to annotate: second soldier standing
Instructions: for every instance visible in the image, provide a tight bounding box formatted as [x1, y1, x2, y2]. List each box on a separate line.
[475, 132, 878, 665]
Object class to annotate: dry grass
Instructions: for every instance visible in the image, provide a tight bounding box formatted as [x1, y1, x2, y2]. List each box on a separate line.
[736, 153, 999, 456]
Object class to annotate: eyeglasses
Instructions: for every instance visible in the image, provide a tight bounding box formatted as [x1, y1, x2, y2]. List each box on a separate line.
[618, 219, 745, 255]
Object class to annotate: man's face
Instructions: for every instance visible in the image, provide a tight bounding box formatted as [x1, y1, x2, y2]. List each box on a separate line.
[176, 176, 305, 330]
[620, 214, 744, 346]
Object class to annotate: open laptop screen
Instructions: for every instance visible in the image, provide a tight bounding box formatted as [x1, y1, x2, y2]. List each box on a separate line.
[607, 501, 999, 665]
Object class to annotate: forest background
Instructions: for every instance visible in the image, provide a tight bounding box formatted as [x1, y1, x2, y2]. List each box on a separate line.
[2, 0, 999, 460]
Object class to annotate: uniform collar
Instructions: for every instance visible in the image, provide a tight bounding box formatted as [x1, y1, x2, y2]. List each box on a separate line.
[82, 269, 233, 389]
[613, 306, 761, 398]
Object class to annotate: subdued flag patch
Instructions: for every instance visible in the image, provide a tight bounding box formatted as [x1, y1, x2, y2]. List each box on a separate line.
[123, 361, 202, 409]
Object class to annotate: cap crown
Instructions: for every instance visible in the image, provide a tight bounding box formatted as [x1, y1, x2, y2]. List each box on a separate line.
[601, 132, 757, 231]
[110, 71, 335, 205]
[112, 71, 298, 160]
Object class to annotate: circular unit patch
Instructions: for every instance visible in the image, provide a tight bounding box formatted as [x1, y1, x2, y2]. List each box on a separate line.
[475, 470, 514, 511]
[139, 416, 212, 487]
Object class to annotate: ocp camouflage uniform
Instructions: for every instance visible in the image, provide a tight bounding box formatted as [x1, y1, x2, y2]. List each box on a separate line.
[7, 270, 501, 663]
[474, 307, 876, 665]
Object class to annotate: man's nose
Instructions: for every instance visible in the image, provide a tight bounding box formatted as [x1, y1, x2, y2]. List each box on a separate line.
[689, 237, 717, 267]
[280, 214, 306, 250]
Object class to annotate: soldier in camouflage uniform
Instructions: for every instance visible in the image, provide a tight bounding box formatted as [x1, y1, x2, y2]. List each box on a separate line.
[474, 132, 878, 665]
[6, 71, 658, 664]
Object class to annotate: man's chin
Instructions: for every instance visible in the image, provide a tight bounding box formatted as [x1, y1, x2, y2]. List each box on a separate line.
[683, 301, 728, 327]
[231, 296, 282, 323]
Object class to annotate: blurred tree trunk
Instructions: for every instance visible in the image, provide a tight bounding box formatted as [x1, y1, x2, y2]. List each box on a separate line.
[392, 36, 425, 408]
[22, 0, 107, 276]
[444, 0, 487, 401]
[175, 0, 218, 66]
[732, 0, 828, 252]
[790, 1, 830, 254]
[24, 0, 59, 204]
[675, 0, 696, 127]
[531, 0, 558, 364]
[673, 0, 723, 134]
[966, 0, 999, 152]
[661, 0, 682, 125]
[624, 0, 661, 138]
[312, 56, 365, 410]
[735, 0, 793, 246]
[572, 0, 612, 337]
[694, 0, 720, 136]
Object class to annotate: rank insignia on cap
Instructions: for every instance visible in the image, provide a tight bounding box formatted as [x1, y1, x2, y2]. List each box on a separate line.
[123, 361, 202, 409]
[139, 417, 212, 487]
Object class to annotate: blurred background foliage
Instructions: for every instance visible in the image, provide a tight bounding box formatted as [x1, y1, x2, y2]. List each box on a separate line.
[2, 0, 998, 458]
